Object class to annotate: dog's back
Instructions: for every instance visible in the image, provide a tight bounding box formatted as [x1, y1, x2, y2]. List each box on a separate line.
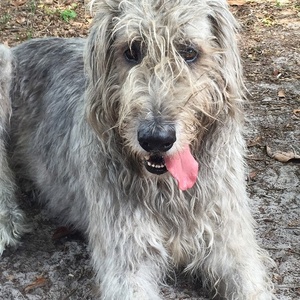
[12, 38, 86, 107]
[10, 38, 90, 230]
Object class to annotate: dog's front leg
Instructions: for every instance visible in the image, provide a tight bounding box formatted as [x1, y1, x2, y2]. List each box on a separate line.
[0, 175, 25, 255]
[88, 203, 167, 300]
[0, 44, 26, 255]
[198, 207, 274, 300]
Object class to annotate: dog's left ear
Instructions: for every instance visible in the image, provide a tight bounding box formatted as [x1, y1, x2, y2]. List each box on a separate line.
[207, 1, 244, 101]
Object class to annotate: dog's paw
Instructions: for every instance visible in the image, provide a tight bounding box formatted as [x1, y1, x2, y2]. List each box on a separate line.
[0, 209, 27, 256]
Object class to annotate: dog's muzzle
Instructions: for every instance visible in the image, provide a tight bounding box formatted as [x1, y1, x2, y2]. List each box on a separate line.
[137, 123, 176, 175]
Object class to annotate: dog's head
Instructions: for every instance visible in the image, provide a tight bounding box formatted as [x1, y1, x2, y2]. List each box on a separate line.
[85, 0, 244, 190]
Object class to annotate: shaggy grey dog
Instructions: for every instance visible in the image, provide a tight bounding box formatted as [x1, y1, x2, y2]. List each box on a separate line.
[0, 45, 25, 255]
[1, 0, 275, 299]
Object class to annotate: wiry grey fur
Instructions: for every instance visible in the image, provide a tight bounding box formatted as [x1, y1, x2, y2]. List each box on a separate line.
[1, 0, 275, 299]
[0, 45, 25, 255]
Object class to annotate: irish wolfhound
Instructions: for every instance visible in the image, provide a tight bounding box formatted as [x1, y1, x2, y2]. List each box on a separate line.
[0, 45, 25, 255]
[1, 0, 274, 299]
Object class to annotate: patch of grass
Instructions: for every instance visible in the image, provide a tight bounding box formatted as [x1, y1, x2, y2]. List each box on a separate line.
[29, 0, 37, 14]
[26, 29, 33, 40]
[60, 8, 77, 22]
[0, 13, 11, 26]
[276, 0, 283, 7]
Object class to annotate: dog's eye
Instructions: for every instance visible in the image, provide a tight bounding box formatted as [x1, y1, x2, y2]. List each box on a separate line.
[124, 43, 141, 64]
[179, 47, 199, 63]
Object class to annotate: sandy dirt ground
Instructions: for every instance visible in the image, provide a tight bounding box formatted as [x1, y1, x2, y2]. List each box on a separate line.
[0, 0, 299, 299]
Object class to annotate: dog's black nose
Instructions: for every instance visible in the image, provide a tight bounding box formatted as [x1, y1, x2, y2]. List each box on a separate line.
[138, 123, 176, 152]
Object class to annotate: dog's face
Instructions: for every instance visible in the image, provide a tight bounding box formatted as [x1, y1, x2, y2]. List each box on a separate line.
[87, 0, 243, 189]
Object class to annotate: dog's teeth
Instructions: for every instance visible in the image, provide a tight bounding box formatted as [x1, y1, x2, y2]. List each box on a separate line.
[146, 161, 165, 169]
[145, 155, 150, 160]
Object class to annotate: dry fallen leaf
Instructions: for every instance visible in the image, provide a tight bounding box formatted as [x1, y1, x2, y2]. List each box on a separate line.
[248, 170, 258, 180]
[266, 146, 300, 162]
[11, 0, 27, 6]
[228, 0, 246, 6]
[247, 136, 262, 147]
[293, 109, 300, 116]
[16, 17, 26, 24]
[24, 276, 48, 293]
[278, 89, 286, 98]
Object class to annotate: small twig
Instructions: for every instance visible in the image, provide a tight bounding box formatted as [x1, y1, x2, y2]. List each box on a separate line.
[247, 156, 265, 161]
[277, 284, 300, 289]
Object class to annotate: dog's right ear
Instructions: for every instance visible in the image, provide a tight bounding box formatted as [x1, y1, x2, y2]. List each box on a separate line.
[84, 2, 119, 136]
[85, 2, 115, 86]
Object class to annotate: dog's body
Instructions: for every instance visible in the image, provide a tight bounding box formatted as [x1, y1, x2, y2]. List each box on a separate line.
[0, 0, 274, 299]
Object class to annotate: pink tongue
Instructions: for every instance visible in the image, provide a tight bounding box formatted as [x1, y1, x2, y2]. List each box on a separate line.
[164, 145, 198, 191]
